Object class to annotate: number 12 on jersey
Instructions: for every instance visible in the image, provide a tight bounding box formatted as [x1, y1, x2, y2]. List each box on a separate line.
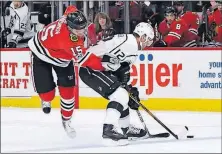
[109, 49, 125, 60]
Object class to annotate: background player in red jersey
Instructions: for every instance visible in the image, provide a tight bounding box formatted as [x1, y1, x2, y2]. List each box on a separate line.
[28, 8, 103, 138]
[155, 7, 197, 47]
[208, 1, 222, 45]
[173, 1, 200, 43]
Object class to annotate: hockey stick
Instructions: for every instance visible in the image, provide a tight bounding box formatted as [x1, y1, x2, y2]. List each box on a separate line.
[125, 85, 188, 140]
[131, 94, 189, 140]
[124, 85, 170, 138]
[136, 110, 170, 138]
[1, 2, 9, 47]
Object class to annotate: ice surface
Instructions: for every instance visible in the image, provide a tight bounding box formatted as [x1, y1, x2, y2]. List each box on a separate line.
[1, 108, 221, 153]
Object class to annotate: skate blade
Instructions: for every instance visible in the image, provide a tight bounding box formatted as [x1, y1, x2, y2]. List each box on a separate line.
[102, 138, 129, 146]
[128, 134, 150, 141]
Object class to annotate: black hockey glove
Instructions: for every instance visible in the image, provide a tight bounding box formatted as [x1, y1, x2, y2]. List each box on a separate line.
[127, 85, 140, 110]
[114, 62, 130, 85]
[102, 28, 115, 41]
[7, 41, 17, 48]
[2, 28, 11, 37]
[101, 54, 121, 71]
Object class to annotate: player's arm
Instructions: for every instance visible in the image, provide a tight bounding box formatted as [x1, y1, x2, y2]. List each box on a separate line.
[70, 43, 104, 71]
[158, 20, 169, 38]
[81, 31, 117, 71]
[81, 52, 104, 71]
[9, 6, 29, 47]
[189, 13, 200, 36]
[164, 20, 186, 46]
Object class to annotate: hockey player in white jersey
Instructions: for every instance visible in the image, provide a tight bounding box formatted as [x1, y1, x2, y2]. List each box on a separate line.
[79, 22, 155, 146]
[2, 0, 34, 48]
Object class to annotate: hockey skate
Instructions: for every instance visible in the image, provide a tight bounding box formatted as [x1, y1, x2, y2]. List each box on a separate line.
[122, 124, 149, 141]
[102, 124, 129, 146]
[62, 118, 76, 138]
[41, 101, 51, 114]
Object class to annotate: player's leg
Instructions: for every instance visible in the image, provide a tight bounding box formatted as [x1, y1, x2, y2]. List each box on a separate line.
[119, 86, 148, 140]
[119, 107, 148, 140]
[79, 67, 129, 145]
[53, 61, 76, 138]
[31, 53, 56, 114]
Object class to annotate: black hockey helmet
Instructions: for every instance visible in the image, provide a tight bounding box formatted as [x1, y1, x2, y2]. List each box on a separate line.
[66, 10, 87, 30]
[173, 0, 184, 6]
[164, 6, 177, 16]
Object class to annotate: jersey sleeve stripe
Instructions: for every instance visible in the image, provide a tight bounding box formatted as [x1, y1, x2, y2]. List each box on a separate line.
[78, 52, 91, 65]
[34, 34, 68, 65]
[35, 33, 70, 64]
[29, 34, 69, 67]
[168, 32, 181, 39]
[37, 38, 64, 64]
[183, 40, 197, 47]
[108, 35, 128, 53]
[189, 28, 198, 35]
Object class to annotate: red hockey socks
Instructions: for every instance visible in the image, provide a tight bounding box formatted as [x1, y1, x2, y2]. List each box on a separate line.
[39, 89, 55, 102]
[58, 86, 75, 120]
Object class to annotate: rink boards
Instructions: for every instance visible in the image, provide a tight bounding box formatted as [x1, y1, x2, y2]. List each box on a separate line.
[0, 48, 221, 112]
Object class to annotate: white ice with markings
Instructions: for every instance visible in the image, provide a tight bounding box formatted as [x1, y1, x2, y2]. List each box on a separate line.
[1, 108, 221, 153]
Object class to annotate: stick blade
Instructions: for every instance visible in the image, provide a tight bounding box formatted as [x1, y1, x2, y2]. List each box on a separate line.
[177, 126, 189, 139]
[149, 132, 170, 138]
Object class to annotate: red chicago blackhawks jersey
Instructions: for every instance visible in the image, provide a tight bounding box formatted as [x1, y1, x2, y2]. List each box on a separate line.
[208, 9, 222, 43]
[164, 18, 197, 47]
[28, 16, 103, 70]
[179, 11, 200, 41]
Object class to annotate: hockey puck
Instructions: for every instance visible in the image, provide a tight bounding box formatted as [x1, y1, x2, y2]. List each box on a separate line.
[187, 135, 194, 138]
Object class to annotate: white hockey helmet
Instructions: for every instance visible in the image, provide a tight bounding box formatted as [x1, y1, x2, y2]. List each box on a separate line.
[133, 22, 154, 49]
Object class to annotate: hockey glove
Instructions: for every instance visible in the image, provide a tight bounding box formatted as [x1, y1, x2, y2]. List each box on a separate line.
[7, 42, 17, 48]
[127, 85, 140, 110]
[101, 54, 121, 71]
[114, 62, 130, 85]
[2, 28, 11, 37]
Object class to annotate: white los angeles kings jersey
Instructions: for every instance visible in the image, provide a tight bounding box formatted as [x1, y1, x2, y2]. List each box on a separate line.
[6, 2, 34, 45]
[87, 34, 139, 65]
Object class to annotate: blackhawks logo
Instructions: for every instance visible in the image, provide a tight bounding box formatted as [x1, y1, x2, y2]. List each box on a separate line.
[70, 34, 78, 42]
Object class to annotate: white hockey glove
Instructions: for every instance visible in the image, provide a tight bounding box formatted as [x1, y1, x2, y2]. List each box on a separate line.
[101, 54, 121, 71]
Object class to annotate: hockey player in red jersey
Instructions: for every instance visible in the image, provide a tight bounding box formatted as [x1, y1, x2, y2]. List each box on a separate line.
[208, 1, 222, 45]
[28, 8, 103, 138]
[156, 7, 197, 47]
[64, 5, 97, 47]
[173, 1, 200, 43]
